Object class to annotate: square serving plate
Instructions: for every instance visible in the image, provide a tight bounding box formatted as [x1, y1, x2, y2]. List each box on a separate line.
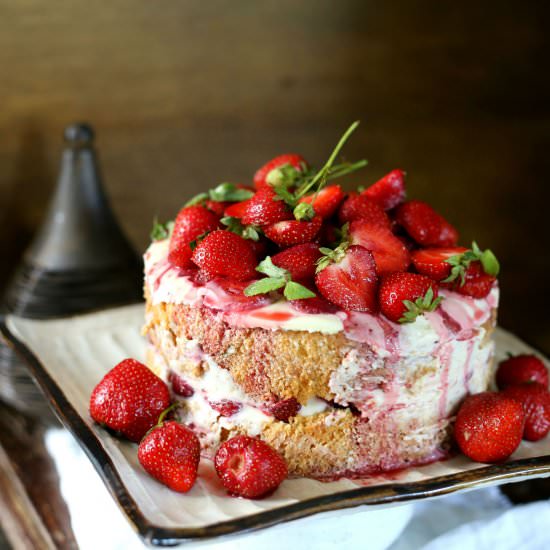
[2, 304, 550, 546]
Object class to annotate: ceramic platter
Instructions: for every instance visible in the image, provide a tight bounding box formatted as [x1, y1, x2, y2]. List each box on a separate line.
[2, 304, 549, 546]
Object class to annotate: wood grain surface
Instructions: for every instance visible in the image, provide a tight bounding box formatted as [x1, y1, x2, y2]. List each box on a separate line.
[0, 1, 548, 355]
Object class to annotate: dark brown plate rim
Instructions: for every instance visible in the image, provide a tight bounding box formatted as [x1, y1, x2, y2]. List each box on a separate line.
[2, 313, 550, 547]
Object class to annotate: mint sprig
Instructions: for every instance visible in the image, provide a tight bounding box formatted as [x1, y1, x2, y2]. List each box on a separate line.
[221, 216, 261, 241]
[399, 287, 443, 324]
[150, 217, 174, 241]
[443, 242, 500, 286]
[186, 183, 254, 207]
[244, 257, 316, 300]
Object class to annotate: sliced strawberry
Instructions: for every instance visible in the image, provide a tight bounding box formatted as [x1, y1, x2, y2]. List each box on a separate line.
[263, 215, 322, 247]
[170, 205, 220, 250]
[271, 243, 322, 281]
[378, 272, 441, 323]
[209, 399, 242, 417]
[315, 245, 378, 312]
[212, 278, 271, 311]
[338, 193, 391, 228]
[253, 154, 308, 190]
[395, 200, 459, 247]
[411, 247, 469, 281]
[168, 372, 194, 397]
[361, 169, 406, 211]
[191, 230, 257, 281]
[269, 398, 301, 422]
[241, 188, 293, 227]
[349, 221, 410, 275]
[298, 184, 345, 219]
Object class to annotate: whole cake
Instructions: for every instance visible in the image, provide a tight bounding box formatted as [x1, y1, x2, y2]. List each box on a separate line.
[143, 123, 500, 478]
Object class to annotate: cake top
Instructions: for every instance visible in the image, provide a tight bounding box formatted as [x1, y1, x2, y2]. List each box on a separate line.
[148, 121, 500, 332]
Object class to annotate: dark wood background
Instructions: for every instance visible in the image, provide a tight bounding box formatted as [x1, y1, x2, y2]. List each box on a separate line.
[0, 1, 548, 353]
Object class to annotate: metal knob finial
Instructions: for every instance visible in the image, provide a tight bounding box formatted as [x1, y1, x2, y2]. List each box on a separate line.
[64, 123, 95, 146]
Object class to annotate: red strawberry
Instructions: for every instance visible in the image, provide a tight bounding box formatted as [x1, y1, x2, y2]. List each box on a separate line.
[395, 200, 459, 247]
[209, 399, 242, 417]
[269, 398, 301, 422]
[191, 230, 257, 281]
[298, 185, 345, 219]
[290, 294, 339, 314]
[271, 243, 322, 281]
[249, 237, 270, 259]
[138, 421, 200, 492]
[315, 245, 378, 312]
[214, 435, 288, 498]
[241, 188, 293, 227]
[503, 383, 550, 442]
[315, 223, 339, 247]
[361, 169, 406, 211]
[454, 262, 496, 299]
[349, 221, 410, 275]
[263, 215, 322, 247]
[454, 392, 525, 463]
[411, 247, 468, 281]
[205, 199, 228, 217]
[224, 200, 250, 219]
[168, 372, 194, 397]
[213, 278, 271, 310]
[338, 193, 391, 228]
[253, 154, 308, 190]
[378, 272, 440, 323]
[90, 359, 171, 442]
[167, 243, 194, 269]
[496, 355, 549, 390]
[170, 205, 220, 250]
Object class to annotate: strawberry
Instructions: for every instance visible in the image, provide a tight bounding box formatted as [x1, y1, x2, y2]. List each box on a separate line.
[253, 154, 308, 190]
[298, 184, 345, 219]
[170, 205, 220, 250]
[411, 247, 469, 281]
[502, 383, 550, 442]
[138, 420, 200, 492]
[361, 169, 406, 211]
[290, 293, 339, 314]
[214, 277, 271, 310]
[168, 372, 194, 397]
[395, 200, 459, 247]
[263, 215, 322, 247]
[269, 398, 301, 422]
[191, 230, 257, 281]
[224, 200, 250, 219]
[271, 243, 322, 281]
[378, 272, 441, 323]
[90, 358, 171, 442]
[205, 199, 228, 217]
[167, 242, 194, 269]
[338, 193, 391, 228]
[349, 221, 410, 275]
[241, 188, 293, 227]
[315, 245, 378, 312]
[214, 435, 288, 498]
[209, 399, 242, 417]
[443, 262, 496, 299]
[496, 355, 549, 390]
[454, 392, 525, 463]
[315, 223, 339, 247]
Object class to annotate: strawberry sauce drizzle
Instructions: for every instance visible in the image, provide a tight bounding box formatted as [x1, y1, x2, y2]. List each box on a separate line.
[462, 339, 476, 393]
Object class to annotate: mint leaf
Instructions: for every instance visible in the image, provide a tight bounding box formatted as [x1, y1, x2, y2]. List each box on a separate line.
[150, 218, 174, 241]
[283, 281, 316, 300]
[256, 256, 289, 279]
[244, 278, 285, 296]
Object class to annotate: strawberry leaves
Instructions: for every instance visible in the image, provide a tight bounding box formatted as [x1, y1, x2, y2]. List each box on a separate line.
[443, 242, 500, 285]
[150, 217, 174, 241]
[399, 286, 443, 324]
[186, 183, 254, 207]
[244, 257, 316, 300]
[221, 216, 261, 241]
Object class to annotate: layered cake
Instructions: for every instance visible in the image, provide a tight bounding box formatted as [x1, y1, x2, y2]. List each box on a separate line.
[143, 124, 500, 478]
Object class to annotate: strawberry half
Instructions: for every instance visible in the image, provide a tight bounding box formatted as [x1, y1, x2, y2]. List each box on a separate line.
[241, 188, 293, 227]
[253, 154, 308, 190]
[338, 193, 391, 228]
[496, 355, 549, 390]
[395, 200, 459, 247]
[454, 392, 525, 463]
[170, 205, 220, 251]
[361, 169, 406, 211]
[298, 184, 345, 219]
[191, 230, 257, 281]
[214, 435, 288, 498]
[271, 243, 322, 281]
[90, 358, 171, 442]
[443, 262, 496, 299]
[378, 272, 441, 323]
[263, 215, 322, 247]
[315, 245, 378, 312]
[168, 242, 194, 269]
[349, 220, 410, 275]
[503, 383, 550, 442]
[138, 420, 200, 492]
[411, 247, 469, 281]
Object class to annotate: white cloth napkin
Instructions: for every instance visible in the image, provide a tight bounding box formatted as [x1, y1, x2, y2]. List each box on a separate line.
[45, 428, 549, 550]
